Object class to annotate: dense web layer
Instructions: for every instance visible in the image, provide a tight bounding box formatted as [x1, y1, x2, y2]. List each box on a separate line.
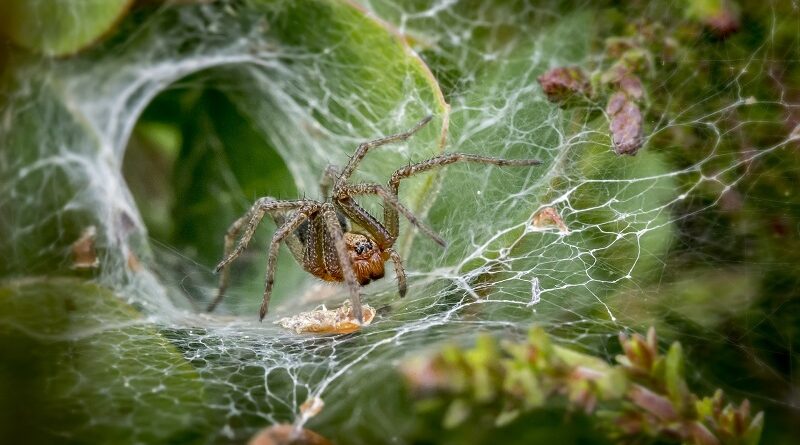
[1, 1, 798, 443]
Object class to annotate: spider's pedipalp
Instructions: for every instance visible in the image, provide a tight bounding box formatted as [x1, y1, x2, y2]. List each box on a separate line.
[334, 195, 394, 248]
[337, 183, 446, 247]
[387, 248, 407, 298]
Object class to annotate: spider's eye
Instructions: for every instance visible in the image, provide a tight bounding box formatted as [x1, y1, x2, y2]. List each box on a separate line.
[355, 241, 372, 255]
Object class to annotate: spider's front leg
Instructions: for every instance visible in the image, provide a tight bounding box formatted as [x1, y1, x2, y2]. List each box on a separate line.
[383, 153, 542, 235]
[333, 115, 433, 191]
[335, 184, 446, 247]
[320, 203, 365, 323]
[333, 187, 429, 300]
[386, 248, 407, 297]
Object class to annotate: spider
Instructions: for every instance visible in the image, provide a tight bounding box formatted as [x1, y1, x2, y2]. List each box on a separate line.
[208, 115, 541, 322]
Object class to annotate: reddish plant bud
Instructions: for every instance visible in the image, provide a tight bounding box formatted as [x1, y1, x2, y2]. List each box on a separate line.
[629, 385, 678, 421]
[704, 4, 740, 39]
[688, 0, 741, 39]
[537, 67, 591, 103]
[248, 424, 332, 445]
[606, 92, 644, 155]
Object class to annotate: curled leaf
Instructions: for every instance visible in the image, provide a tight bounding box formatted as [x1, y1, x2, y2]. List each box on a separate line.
[531, 206, 570, 234]
[0, 278, 209, 443]
[275, 300, 376, 334]
[71, 225, 99, 270]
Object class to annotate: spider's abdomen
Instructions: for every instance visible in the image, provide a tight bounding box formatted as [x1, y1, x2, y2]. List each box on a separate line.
[282, 209, 353, 278]
[295, 211, 348, 246]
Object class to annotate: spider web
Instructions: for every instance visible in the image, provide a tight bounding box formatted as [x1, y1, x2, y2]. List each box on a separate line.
[1, 1, 798, 443]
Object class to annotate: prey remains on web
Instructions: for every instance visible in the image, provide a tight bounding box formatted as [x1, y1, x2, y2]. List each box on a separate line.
[208, 116, 541, 323]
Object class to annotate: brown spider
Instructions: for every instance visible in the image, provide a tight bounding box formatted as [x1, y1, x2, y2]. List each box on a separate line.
[208, 116, 541, 322]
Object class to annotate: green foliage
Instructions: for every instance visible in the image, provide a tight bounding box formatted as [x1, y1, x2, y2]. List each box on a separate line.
[0, 0, 132, 56]
[402, 327, 763, 445]
[0, 278, 209, 444]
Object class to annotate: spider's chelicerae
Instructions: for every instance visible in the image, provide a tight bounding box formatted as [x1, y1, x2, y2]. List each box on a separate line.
[208, 116, 541, 322]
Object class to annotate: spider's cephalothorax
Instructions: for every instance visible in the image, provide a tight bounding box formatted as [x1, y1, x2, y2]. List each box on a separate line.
[291, 214, 387, 285]
[208, 116, 541, 323]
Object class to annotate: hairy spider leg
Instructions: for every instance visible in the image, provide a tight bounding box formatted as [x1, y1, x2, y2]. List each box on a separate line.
[335, 183, 446, 247]
[321, 204, 364, 323]
[208, 197, 317, 313]
[319, 164, 341, 200]
[210, 119, 542, 321]
[331, 193, 410, 300]
[270, 212, 305, 263]
[333, 115, 433, 191]
[383, 154, 543, 236]
[258, 206, 318, 321]
[386, 248, 407, 297]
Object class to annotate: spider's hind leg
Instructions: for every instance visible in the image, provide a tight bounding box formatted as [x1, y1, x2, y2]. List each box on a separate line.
[208, 197, 316, 313]
[258, 206, 318, 321]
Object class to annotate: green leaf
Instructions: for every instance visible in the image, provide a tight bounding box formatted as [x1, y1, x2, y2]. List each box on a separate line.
[502, 363, 545, 409]
[604, 268, 759, 334]
[744, 412, 764, 445]
[0, 0, 447, 291]
[389, 11, 677, 330]
[495, 409, 520, 427]
[443, 399, 472, 428]
[219, 0, 450, 255]
[466, 335, 500, 402]
[0, 277, 209, 444]
[0, 0, 132, 56]
[664, 342, 690, 412]
[0, 80, 113, 277]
